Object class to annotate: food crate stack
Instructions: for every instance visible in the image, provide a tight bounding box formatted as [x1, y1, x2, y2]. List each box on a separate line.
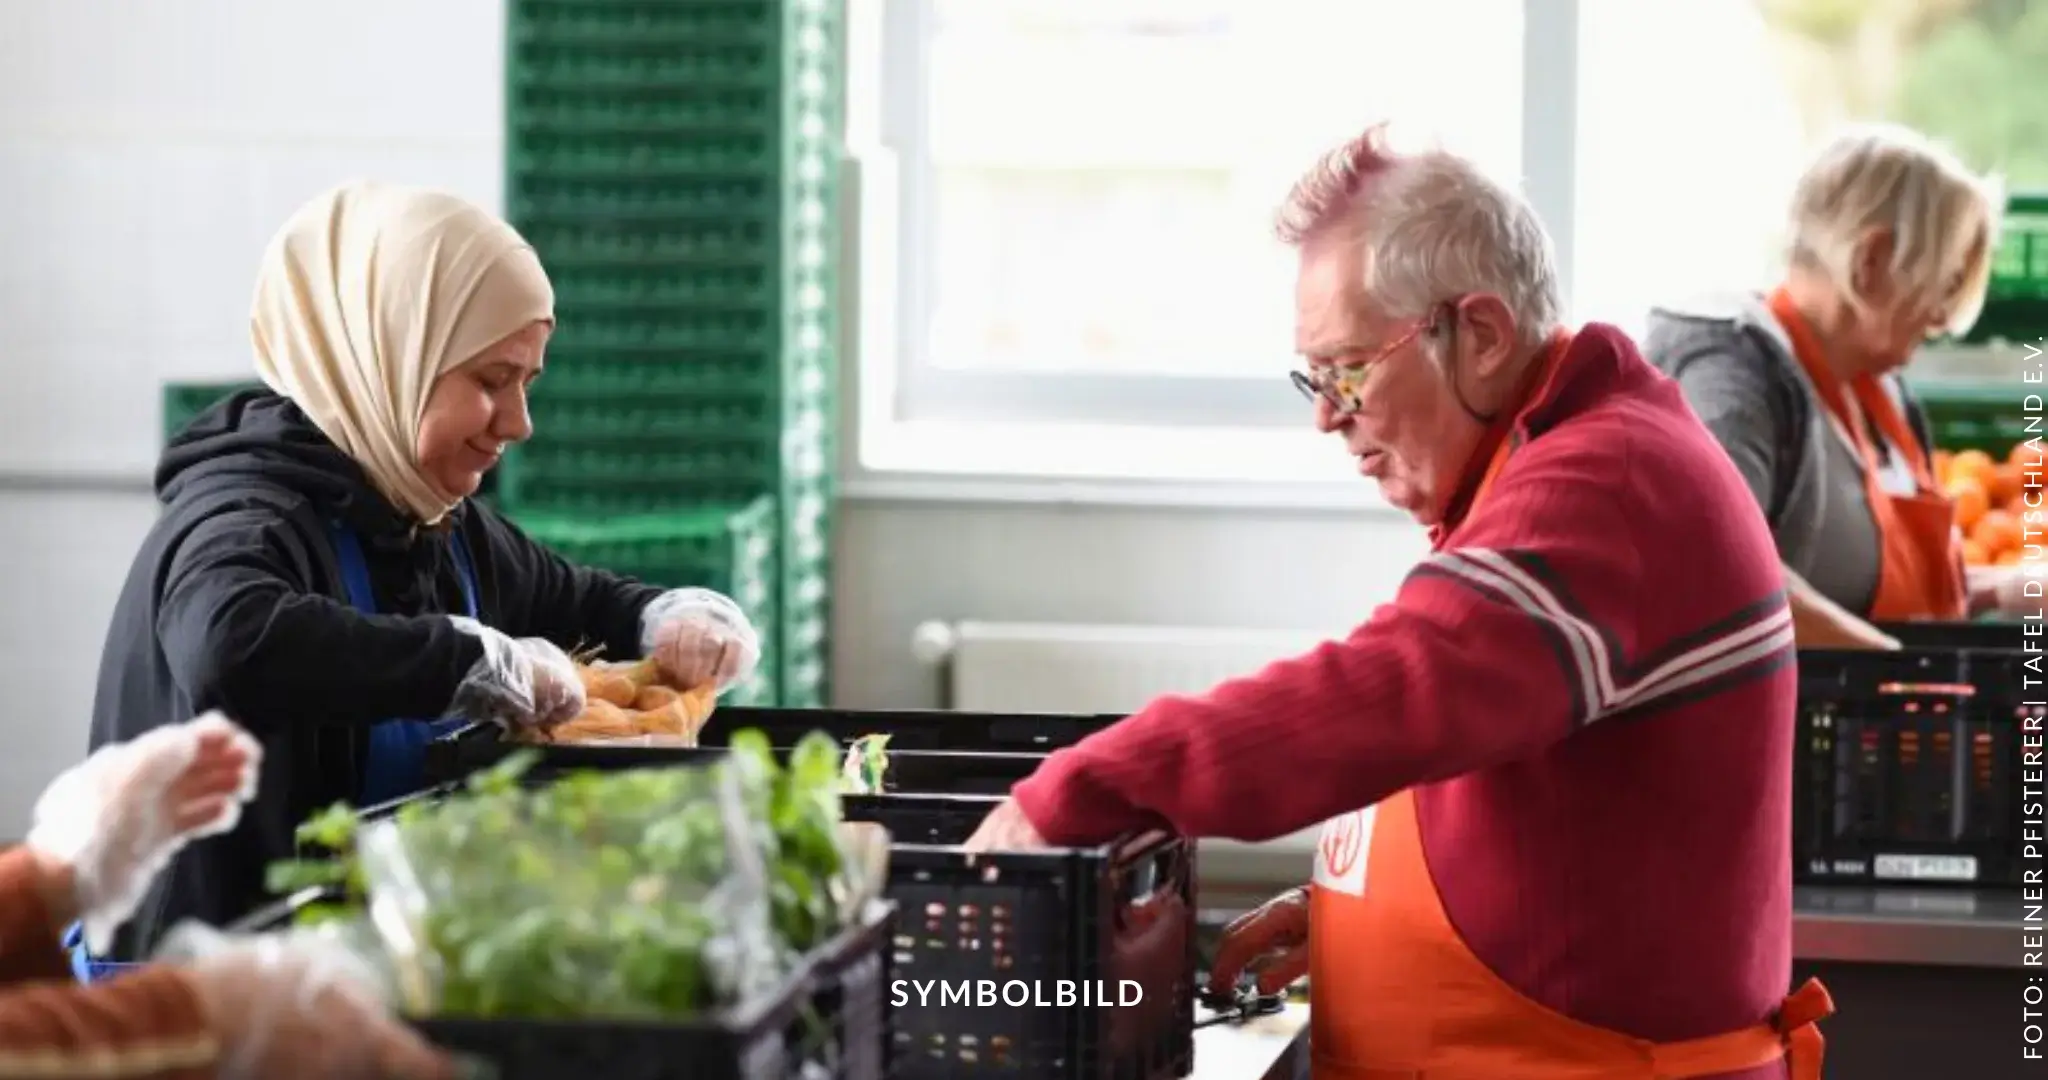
[514, 497, 780, 706]
[1794, 642, 2029, 889]
[420, 710, 1201, 1080]
[256, 731, 897, 1080]
[160, 381, 264, 444]
[1958, 192, 2048, 346]
[497, 0, 843, 709]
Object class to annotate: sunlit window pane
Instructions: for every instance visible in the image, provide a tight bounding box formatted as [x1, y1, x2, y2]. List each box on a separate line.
[1573, 0, 2045, 340]
[918, 0, 1526, 377]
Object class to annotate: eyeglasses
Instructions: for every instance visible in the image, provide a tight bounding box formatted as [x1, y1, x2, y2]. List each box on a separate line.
[1289, 318, 1433, 417]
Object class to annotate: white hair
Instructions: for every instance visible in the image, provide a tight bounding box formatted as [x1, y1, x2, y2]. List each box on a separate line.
[1787, 122, 2003, 336]
[1275, 123, 1564, 352]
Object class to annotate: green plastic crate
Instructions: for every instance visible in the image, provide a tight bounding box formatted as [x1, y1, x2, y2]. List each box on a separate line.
[1963, 193, 2048, 345]
[1911, 379, 2038, 455]
[162, 380, 264, 443]
[512, 498, 778, 705]
[502, 0, 844, 705]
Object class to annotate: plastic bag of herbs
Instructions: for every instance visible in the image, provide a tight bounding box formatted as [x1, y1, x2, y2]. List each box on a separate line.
[260, 728, 884, 1022]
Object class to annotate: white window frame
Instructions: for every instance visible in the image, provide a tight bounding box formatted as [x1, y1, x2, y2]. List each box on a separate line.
[840, 0, 1580, 508]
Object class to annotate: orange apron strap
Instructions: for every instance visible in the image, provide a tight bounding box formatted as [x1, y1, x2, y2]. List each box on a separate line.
[1641, 978, 1834, 1080]
[1776, 978, 1836, 1080]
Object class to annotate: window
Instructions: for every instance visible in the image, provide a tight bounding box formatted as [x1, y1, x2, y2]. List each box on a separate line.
[853, 0, 2041, 495]
[1573, 0, 2047, 341]
[862, 0, 1540, 465]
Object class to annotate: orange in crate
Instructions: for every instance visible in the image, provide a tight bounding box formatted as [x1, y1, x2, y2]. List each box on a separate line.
[1991, 463, 2024, 505]
[1971, 507, 2022, 559]
[1946, 476, 1991, 531]
[1949, 449, 1999, 494]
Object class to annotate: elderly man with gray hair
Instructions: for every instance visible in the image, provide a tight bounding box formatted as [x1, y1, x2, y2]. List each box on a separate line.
[1646, 123, 2008, 649]
[966, 121, 1832, 1079]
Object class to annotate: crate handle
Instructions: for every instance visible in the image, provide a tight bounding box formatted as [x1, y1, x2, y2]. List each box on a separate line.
[1111, 831, 1190, 912]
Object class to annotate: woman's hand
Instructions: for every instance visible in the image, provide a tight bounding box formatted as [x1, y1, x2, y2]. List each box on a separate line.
[167, 925, 463, 1080]
[1784, 568, 1901, 650]
[640, 588, 761, 692]
[1968, 564, 2038, 618]
[24, 713, 261, 952]
[447, 617, 586, 730]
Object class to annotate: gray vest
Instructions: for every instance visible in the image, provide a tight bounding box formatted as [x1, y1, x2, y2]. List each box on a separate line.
[1641, 293, 1935, 618]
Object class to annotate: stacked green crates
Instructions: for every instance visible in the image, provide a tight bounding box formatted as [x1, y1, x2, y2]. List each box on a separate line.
[1962, 193, 2048, 345]
[513, 498, 779, 706]
[499, 0, 841, 707]
[162, 381, 264, 443]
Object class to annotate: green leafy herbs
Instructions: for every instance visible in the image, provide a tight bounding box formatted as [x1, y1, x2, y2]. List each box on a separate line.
[264, 734, 863, 1021]
[838, 733, 891, 794]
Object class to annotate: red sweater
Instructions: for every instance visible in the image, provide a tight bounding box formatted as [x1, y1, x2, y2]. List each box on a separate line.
[1014, 325, 1798, 1065]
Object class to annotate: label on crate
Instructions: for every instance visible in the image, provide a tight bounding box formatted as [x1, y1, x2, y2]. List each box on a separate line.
[1873, 853, 1980, 882]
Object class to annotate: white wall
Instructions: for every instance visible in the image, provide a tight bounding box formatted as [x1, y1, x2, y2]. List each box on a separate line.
[0, 1, 1422, 835]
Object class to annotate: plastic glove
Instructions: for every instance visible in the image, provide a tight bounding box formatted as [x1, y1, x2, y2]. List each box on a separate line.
[446, 616, 585, 730]
[641, 587, 761, 693]
[160, 923, 463, 1080]
[1205, 886, 1309, 998]
[25, 712, 260, 953]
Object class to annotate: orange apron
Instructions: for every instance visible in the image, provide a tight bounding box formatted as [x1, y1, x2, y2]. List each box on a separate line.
[1307, 413, 1835, 1079]
[1766, 288, 1967, 621]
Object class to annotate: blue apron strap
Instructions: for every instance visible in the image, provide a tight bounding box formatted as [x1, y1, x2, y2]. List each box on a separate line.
[63, 922, 140, 984]
[448, 526, 480, 619]
[325, 520, 379, 614]
[331, 521, 477, 807]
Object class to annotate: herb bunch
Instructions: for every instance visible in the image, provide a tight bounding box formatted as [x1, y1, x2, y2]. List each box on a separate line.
[263, 728, 861, 1020]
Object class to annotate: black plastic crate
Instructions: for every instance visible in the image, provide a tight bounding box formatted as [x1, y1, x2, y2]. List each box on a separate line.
[1794, 646, 2030, 888]
[1873, 620, 2025, 652]
[236, 852, 894, 1080]
[424, 723, 1046, 796]
[842, 793, 1195, 1080]
[422, 706, 1120, 787]
[702, 706, 1126, 753]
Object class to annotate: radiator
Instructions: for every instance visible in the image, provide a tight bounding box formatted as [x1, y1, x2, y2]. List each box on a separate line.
[911, 619, 1334, 713]
[910, 619, 1334, 897]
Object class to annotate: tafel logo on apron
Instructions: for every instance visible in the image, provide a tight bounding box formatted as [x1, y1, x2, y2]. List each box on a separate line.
[1312, 807, 1374, 897]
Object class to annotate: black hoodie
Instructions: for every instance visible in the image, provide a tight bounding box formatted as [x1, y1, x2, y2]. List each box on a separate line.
[89, 389, 664, 959]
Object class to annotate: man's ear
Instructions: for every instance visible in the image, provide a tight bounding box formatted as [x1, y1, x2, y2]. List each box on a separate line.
[1456, 294, 1522, 383]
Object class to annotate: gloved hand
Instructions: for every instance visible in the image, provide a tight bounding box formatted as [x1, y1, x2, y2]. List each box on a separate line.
[25, 712, 261, 953]
[162, 923, 463, 1080]
[447, 617, 585, 730]
[1205, 886, 1309, 999]
[1968, 563, 2039, 617]
[641, 588, 761, 693]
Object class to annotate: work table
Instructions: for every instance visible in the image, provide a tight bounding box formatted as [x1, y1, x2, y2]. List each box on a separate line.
[1204, 865, 2030, 969]
[1792, 884, 2029, 968]
[1191, 1004, 1309, 1080]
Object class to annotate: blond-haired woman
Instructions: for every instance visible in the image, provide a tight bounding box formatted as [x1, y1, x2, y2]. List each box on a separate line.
[1645, 122, 2008, 649]
[83, 181, 762, 969]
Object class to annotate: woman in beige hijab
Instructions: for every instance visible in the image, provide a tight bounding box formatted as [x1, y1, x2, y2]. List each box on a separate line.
[82, 181, 760, 966]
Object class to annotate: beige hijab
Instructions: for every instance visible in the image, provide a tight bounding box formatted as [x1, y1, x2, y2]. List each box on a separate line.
[250, 181, 554, 525]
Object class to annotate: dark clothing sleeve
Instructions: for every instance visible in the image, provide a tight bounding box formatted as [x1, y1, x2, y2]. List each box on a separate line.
[462, 503, 666, 662]
[155, 508, 486, 733]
